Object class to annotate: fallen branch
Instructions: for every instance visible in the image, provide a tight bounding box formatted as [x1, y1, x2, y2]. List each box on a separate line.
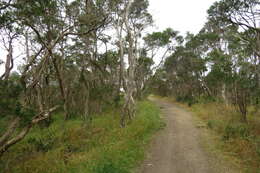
[0, 105, 59, 158]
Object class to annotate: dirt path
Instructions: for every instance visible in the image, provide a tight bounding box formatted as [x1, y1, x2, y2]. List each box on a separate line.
[139, 96, 237, 173]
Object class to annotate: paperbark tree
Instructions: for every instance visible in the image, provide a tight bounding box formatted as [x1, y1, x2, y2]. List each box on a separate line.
[112, 0, 152, 126]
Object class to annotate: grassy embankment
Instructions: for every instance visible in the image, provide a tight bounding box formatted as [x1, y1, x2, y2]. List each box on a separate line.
[173, 99, 260, 172]
[0, 100, 163, 173]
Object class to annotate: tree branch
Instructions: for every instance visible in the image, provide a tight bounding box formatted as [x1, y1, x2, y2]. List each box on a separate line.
[0, 105, 59, 157]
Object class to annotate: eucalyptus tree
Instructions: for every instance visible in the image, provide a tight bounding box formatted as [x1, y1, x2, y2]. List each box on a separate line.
[163, 38, 206, 104]
[111, 0, 152, 126]
[52, 0, 111, 119]
[206, 0, 260, 122]
[149, 30, 207, 105]
[144, 28, 183, 70]
[18, 0, 109, 119]
[143, 28, 183, 100]
[134, 50, 154, 99]
[207, 0, 260, 91]
[0, 0, 110, 156]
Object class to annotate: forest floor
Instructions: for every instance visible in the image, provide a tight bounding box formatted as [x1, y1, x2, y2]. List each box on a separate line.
[138, 96, 239, 173]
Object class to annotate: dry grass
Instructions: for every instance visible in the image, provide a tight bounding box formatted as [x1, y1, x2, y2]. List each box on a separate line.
[187, 102, 260, 172]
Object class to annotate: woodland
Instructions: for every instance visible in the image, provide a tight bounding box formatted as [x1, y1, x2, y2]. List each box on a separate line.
[0, 0, 260, 172]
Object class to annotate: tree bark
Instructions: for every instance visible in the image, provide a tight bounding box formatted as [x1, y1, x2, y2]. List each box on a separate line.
[0, 117, 20, 147]
[0, 33, 15, 80]
[121, 0, 135, 127]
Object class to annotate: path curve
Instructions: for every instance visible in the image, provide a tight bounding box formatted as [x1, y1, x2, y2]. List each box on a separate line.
[139, 96, 237, 173]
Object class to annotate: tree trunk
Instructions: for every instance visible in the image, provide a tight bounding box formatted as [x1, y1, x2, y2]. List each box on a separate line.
[52, 56, 69, 120]
[0, 34, 14, 80]
[120, 0, 136, 127]
[222, 83, 228, 104]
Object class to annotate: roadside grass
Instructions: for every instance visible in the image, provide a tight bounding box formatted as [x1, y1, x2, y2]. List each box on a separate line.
[0, 100, 163, 173]
[161, 95, 260, 172]
[189, 102, 260, 172]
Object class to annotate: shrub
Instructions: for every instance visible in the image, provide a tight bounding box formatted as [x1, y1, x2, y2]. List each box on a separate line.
[94, 159, 129, 173]
[222, 123, 250, 140]
[207, 120, 216, 129]
[27, 129, 56, 152]
[176, 95, 197, 106]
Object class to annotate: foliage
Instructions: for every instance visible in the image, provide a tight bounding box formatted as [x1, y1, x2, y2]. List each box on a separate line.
[152, 0, 260, 123]
[0, 0, 157, 156]
[0, 73, 22, 117]
[0, 101, 163, 173]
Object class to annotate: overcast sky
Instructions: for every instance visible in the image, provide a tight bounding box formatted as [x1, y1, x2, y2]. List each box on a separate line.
[148, 0, 218, 35]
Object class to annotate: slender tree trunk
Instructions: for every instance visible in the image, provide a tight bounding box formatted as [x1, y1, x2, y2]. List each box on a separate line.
[121, 0, 136, 127]
[0, 34, 14, 80]
[52, 56, 69, 120]
[83, 82, 90, 121]
[222, 83, 228, 104]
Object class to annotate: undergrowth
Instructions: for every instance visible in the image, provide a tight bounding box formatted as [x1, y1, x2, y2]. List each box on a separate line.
[190, 102, 260, 172]
[0, 100, 163, 173]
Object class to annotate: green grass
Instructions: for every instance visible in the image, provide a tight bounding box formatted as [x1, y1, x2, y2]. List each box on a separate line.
[0, 100, 163, 173]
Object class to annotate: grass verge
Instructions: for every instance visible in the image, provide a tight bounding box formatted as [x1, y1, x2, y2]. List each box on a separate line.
[0, 100, 163, 173]
[187, 102, 260, 172]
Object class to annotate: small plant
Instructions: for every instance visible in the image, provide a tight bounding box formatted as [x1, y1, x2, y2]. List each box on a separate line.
[94, 160, 129, 173]
[237, 125, 250, 139]
[222, 123, 250, 140]
[255, 137, 260, 158]
[27, 129, 56, 152]
[64, 143, 82, 153]
[223, 124, 236, 140]
[207, 120, 215, 129]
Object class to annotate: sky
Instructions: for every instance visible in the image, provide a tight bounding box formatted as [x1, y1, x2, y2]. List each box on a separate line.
[148, 0, 218, 35]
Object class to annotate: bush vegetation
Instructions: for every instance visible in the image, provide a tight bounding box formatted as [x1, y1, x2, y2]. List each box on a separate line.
[190, 102, 260, 172]
[0, 101, 162, 173]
